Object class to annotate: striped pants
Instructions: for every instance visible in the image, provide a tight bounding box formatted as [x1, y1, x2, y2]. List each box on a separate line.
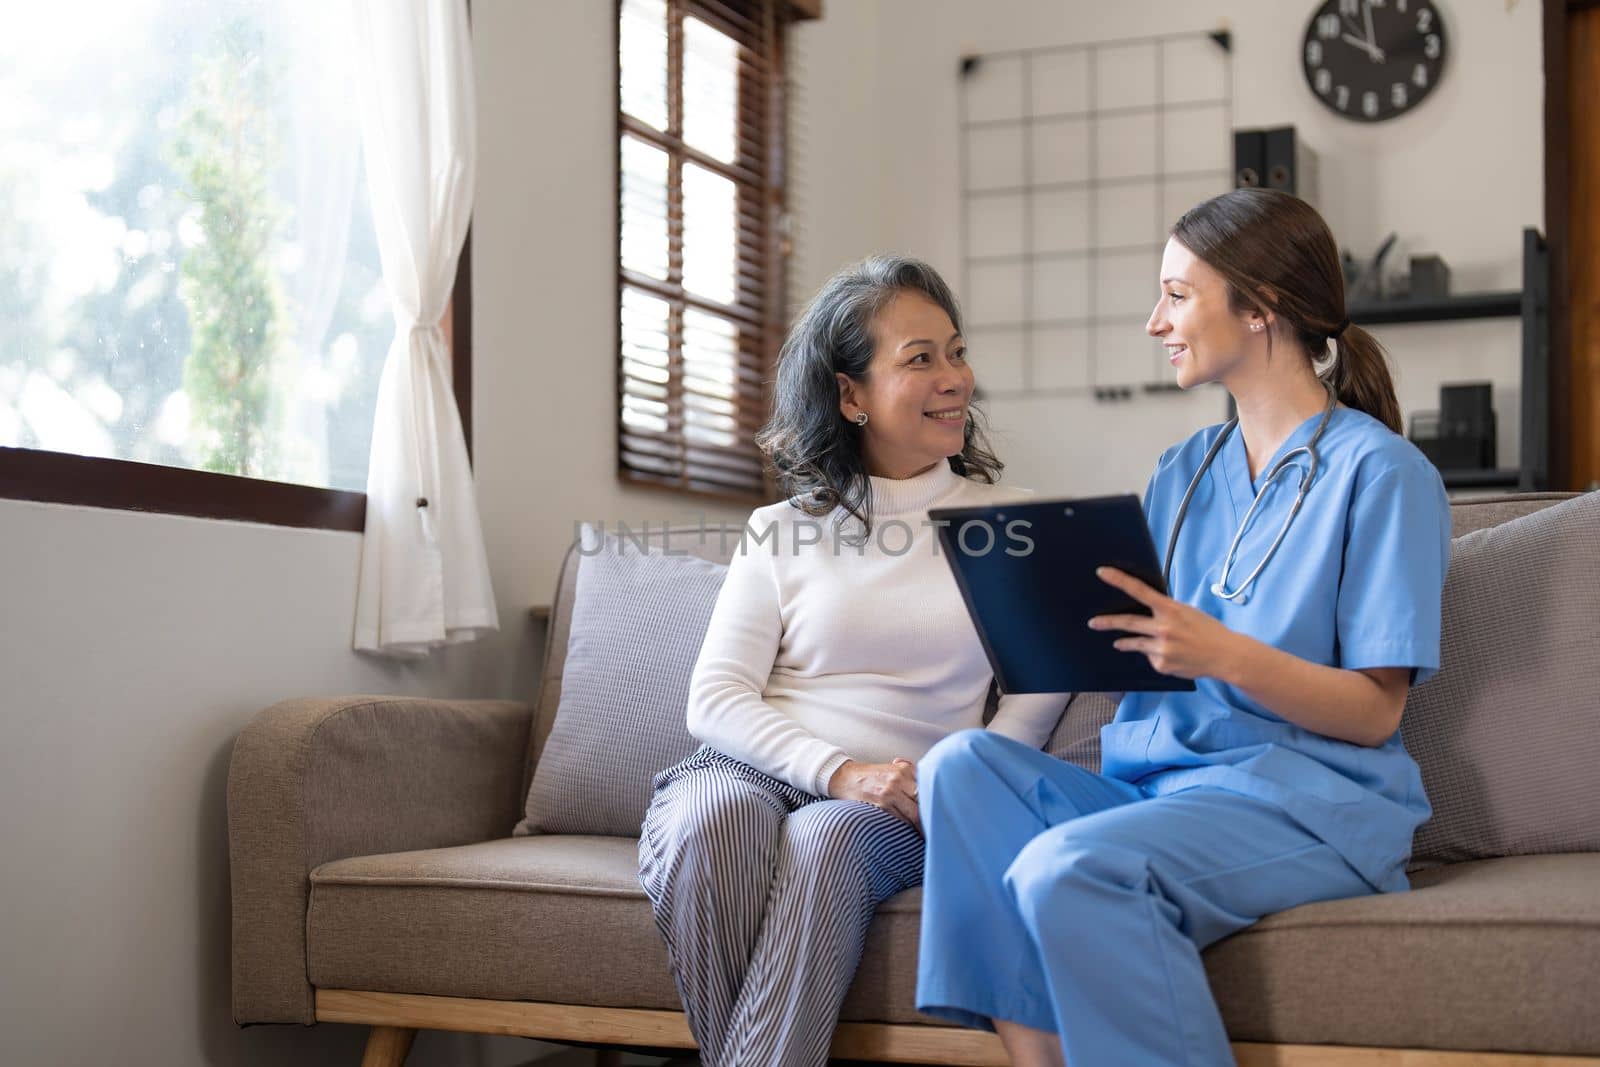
[638, 747, 924, 1067]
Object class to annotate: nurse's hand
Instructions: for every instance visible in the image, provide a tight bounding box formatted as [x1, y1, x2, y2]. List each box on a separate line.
[828, 757, 922, 830]
[1088, 567, 1240, 681]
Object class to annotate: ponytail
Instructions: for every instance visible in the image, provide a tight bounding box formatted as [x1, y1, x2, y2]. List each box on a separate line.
[1320, 323, 1402, 434]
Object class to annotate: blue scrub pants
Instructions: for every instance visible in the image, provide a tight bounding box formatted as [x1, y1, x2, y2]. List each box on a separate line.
[915, 729, 1374, 1067]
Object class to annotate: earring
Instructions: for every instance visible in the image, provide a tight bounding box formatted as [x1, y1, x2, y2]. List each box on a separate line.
[853, 412, 869, 426]
[1250, 323, 1264, 332]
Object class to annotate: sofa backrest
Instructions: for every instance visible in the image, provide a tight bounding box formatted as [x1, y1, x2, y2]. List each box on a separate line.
[1444, 492, 1574, 538]
[525, 494, 1580, 795]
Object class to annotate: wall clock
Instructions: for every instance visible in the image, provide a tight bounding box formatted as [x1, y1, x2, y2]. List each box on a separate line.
[1302, 0, 1447, 122]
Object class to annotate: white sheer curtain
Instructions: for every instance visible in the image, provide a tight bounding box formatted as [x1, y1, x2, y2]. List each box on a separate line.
[350, 0, 497, 657]
[279, 1, 360, 490]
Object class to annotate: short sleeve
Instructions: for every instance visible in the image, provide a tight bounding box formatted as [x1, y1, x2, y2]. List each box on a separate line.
[1140, 443, 1179, 526]
[1335, 458, 1451, 684]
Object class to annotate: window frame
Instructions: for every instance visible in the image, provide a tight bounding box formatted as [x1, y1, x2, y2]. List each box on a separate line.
[614, 0, 791, 506]
[0, 237, 473, 533]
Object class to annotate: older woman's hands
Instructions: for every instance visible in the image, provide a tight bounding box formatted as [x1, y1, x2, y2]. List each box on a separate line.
[828, 757, 921, 830]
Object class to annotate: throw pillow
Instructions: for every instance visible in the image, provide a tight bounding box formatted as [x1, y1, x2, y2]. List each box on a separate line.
[1407, 491, 1600, 865]
[519, 526, 729, 837]
[1046, 691, 1119, 771]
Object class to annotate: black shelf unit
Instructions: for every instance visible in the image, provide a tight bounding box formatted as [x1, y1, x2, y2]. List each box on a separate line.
[1348, 291, 1522, 325]
[1349, 229, 1549, 492]
[1435, 468, 1523, 489]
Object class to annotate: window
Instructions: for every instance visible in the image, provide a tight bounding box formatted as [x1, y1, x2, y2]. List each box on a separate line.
[0, 2, 470, 530]
[617, 0, 790, 502]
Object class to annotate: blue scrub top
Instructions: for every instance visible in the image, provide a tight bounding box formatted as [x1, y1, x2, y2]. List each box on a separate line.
[1106, 405, 1451, 892]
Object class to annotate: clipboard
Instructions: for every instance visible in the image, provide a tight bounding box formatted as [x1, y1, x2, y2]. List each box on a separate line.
[928, 494, 1197, 695]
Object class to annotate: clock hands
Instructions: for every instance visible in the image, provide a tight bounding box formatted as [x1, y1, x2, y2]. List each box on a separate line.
[1362, 0, 1384, 60]
[1341, 1, 1387, 63]
[1341, 31, 1386, 62]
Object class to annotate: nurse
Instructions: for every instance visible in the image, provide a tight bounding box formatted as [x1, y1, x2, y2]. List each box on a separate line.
[914, 188, 1451, 1067]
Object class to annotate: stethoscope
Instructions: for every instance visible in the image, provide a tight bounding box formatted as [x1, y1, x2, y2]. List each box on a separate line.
[1161, 383, 1338, 605]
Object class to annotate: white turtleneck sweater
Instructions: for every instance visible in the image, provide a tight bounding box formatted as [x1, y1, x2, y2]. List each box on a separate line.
[686, 461, 1069, 796]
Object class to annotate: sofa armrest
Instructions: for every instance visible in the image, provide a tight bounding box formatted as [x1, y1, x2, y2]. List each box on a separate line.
[227, 695, 531, 1025]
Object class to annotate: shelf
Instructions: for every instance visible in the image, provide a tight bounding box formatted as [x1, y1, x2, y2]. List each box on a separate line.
[1438, 468, 1522, 489]
[1349, 291, 1522, 325]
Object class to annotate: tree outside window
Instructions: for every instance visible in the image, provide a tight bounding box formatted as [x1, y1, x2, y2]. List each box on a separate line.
[0, 1, 390, 493]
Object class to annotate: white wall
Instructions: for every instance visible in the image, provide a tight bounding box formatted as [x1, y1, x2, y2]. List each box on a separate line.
[791, 0, 1543, 495]
[0, 501, 521, 1067]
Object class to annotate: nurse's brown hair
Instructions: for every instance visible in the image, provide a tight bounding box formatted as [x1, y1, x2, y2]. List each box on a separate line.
[1172, 189, 1402, 434]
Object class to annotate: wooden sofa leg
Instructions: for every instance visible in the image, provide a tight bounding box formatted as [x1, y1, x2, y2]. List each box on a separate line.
[359, 1025, 417, 1067]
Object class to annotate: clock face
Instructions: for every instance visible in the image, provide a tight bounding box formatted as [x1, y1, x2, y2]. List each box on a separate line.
[1302, 0, 1447, 122]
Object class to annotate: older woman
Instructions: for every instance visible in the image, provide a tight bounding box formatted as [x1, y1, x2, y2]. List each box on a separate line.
[638, 255, 1067, 1067]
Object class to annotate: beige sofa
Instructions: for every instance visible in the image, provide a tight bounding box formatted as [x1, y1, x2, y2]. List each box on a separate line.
[229, 493, 1600, 1067]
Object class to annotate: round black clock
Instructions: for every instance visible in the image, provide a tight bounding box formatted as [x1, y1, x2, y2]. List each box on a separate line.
[1302, 0, 1447, 122]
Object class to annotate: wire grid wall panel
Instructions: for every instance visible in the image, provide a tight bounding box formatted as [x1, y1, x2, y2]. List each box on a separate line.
[960, 32, 1233, 399]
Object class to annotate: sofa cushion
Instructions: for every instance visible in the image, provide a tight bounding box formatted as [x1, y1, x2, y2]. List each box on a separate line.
[305, 836, 927, 1023]
[307, 842, 1600, 1053]
[517, 529, 728, 838]
[309, 837, 683, 1010]
[1204, 854, 1600, 1054]
[1406, 491, 1600, 866]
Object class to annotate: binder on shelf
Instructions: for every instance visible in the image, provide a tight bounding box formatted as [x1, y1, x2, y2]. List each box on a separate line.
[1263, 126, 1318, 203]
[1233, 126, 1317, 204]
[1232, 129, 1265, 190]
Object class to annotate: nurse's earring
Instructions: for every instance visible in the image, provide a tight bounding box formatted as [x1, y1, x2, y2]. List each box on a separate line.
[853, 412, 870, 426]
[1249, 323, 1264, 332]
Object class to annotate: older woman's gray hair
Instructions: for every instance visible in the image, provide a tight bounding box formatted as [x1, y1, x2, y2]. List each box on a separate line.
[755, 255, 1003, 531]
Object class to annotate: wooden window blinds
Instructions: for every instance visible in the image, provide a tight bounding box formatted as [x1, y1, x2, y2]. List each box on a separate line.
[617, 0, 788, 502]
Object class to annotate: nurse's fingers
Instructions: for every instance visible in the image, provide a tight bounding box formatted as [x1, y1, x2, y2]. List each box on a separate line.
[1120, 639, 1171, 671]
[1088, 613, 1159, 635]
[1095, 566, 1165, 606]
[1113, 637, 1186, 678]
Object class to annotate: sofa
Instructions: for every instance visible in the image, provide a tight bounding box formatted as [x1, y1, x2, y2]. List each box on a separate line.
[229, 491, 1600, 1067]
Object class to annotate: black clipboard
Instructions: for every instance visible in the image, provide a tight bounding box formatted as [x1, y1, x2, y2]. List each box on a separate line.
[928, 494, 1196, 695]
